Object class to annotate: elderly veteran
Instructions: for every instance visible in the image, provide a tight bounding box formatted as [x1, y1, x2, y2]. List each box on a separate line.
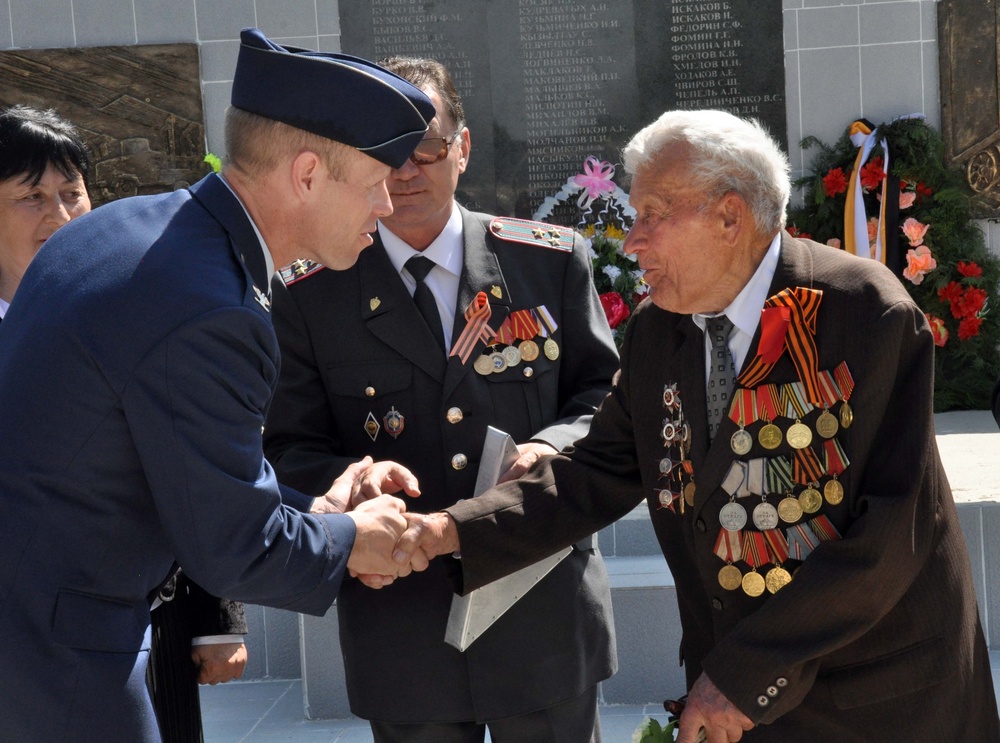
[0, 28, 434, 743]
[396, 109, 1000, 742]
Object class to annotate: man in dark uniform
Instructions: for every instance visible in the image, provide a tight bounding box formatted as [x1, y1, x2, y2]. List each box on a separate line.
[264, 57, 618, 742]
[397, 109, 1000, 742]
[0, 30, 435, 742]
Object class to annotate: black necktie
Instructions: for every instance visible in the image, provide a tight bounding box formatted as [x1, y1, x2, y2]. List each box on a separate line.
[405, 255, 446, 351]
[705, 315, 736, 441]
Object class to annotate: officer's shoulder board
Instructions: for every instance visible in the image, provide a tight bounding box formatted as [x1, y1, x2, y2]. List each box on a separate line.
[278, 258, 325, 286]
[488, 217, 574, 252]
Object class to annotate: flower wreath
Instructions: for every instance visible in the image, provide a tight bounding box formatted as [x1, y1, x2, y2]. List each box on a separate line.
[534, 156, 643, 346]
[787, 116, 1000, 411]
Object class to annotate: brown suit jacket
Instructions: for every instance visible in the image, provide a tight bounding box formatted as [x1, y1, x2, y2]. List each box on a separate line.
[449, 234, 1000, 740]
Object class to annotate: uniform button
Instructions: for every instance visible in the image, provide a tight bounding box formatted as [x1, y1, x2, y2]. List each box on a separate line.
[696, 518, 707, 533]
[451, 453, 468, 470]
[757, 695, 769, 707]
[776, 677, 788, 687]
[711, 598, 724, 611]
[446, 407, 464, 424]
[766, 685, 778, 697]
[365, 386, 375, 397]
[523, 366, 534, 378]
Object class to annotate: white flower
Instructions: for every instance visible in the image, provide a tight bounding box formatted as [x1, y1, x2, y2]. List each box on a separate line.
[602, 264, 622, 281]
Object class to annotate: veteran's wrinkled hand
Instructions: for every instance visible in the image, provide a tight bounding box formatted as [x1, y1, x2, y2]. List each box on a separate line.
[192, 641, 247, 685]
[350, 459, 421, 508]
[392, 511, 461, 568]
[345, 494, 427, 588]
[311, 456, 375, 514]
[677, 672, 754, 743]
[496, 442, 557, 484]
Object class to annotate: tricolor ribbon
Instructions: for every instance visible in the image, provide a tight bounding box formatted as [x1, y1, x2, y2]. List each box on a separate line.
[450, 291, 496, 363]
[786, 522, 820, 560]
[738, 288, 824, 405]
[533, 306, 558, 337]
[714, 528, 743, 563]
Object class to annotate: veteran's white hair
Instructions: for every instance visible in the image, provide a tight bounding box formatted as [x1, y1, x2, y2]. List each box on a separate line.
[622, 109, 790, 234]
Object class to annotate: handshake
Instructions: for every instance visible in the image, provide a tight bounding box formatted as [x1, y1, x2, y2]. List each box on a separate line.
[310, 456, 460, 589]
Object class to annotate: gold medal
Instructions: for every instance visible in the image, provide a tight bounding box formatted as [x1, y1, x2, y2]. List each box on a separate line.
[502, 345, 521, 367]
[543, 338, 560, 360]
[730, 428, 753, 456]
[684, 481, 696, 507]
[473, 355, 494, 376]
[718, 564, 742, 591]
[815, 408, 839, 439]
[758, 422, 782, 450]
[518, 339, 539, 362]
[765, 566, 792, 594]
[839, 401, 854, 429]
[798, 485, 822, 514]
[742, 570, 766, 597]
[777, 495, 803, 524]
[786, 420, 812, 449]
[824, 478, 845, 505]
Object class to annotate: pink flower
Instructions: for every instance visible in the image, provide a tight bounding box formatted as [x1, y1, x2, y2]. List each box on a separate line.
[898, 191, 916, 210]
[826, 238, 841, 249]
[902, 245, 937, 285]
[901, 217, 929, 247]
[573, 156, 617, 201]
[867, 217, 879, 243]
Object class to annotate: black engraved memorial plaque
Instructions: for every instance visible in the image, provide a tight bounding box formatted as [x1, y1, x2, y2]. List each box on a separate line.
[0, 44, 206, 206]
[939, 0, 1000, 217]
[342, 0, 785, 221]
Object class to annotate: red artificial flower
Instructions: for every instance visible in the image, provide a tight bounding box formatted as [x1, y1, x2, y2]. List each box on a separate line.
[786, 225, 812, 240]
[955, 286, 987, 319]
[860, 156, 885, 191]
[599, 291, 631, 329]
[938, 281, 963, 304]
[916, 181, 933, 202]
[958, 316, 983, 341]
[925, 314, 949, 347]
[957, 261, 983, 278]
[822, 168, 848, 198]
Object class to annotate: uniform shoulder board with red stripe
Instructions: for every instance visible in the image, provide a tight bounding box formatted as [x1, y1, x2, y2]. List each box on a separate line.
[279, 258, 325, 286]
[488, 217, 575, 252]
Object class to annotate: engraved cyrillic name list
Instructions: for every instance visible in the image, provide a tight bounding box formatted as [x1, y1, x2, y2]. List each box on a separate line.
[518, 0, 631, 213]
[669, 0, 782, 118]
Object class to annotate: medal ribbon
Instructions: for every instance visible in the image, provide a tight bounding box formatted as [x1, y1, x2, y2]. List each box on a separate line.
[786, 522, 820, 560]
[763, 529, 789, 563]
[808, 515, 841, 542]
[823, 438, 850, 475]
[755, 384, 781, 422]
[728, 388, 756, 426]
[450, 292, 496, 363]
[533, 305, 558, 337]
[781, 382, 814, 419]
[721, 461, 750, 498]
[713, 528, 743, 563]
[766, 455, 794, 493]
[742, 531, 769, 568]
[738, 288, 824, 404]
[834, 361, 855, 401]
[491, 317, 515, 345]
[793, 446, 825, 484]
[746, 458, 766, 496]
[817, 370, 841, 408]
[509, 309, 540, 340]
[757, 305, 791, 364]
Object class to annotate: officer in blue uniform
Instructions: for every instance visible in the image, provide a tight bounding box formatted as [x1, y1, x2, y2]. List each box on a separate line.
[0, 29, 435, 743]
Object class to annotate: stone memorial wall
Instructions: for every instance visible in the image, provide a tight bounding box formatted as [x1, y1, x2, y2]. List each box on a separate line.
[342, 0, 785, 220]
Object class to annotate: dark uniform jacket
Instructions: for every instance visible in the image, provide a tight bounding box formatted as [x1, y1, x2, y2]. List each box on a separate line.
[448, 234, 1000, 740]
[0, 174, 356, 742]
[264, 206, 618, 722]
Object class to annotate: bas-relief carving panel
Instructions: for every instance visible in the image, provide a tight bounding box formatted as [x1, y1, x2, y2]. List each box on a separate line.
[939, 0, 1000, 217]
[0, 44, 207, 206]
[341, 0, 786, 220]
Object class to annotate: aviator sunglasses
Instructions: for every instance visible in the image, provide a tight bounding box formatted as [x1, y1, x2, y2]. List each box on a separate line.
[409, 129, 463, 165]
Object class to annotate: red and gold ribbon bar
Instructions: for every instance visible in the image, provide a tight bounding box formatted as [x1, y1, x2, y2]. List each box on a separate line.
[808, 515, 842, 542]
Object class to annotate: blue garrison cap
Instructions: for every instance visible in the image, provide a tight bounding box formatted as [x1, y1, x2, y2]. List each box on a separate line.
[231, 28, 435, 169]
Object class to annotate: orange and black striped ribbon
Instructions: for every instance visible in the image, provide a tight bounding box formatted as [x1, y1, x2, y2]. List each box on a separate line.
[742, 531, 770, 568]
[449, 291, 496, 364]
[738, 287, 824, 405]
[793, 446, 825, 484]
